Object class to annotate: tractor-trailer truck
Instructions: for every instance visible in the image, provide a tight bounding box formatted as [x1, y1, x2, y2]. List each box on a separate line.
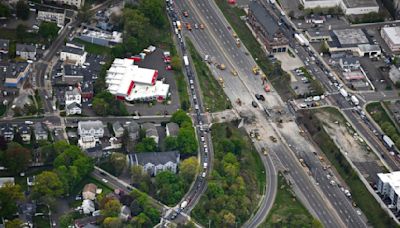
[183, 55, 189, 66]
[339, 88, 348, 98]
[294, 33, 309, 46]
[383, 135, 395, 149]
[350, 95, 359, 106]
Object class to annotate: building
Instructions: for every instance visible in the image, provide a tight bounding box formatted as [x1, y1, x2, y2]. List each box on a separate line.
[305, 30, 332, 43]
[389, 65, 400, 85]
[377, 171, 400, 211]
[126, 121, 140, 141]
[0, 177, 14, 187]
[339, 57, 361, 70]
[0, 124, 14, 141]
[78, 121, 104, 138]
[166, 122, 179, 137]
[120, 206, 131, 222]
[78, 135, 97, 150]
[79, 29, 123, 47]
[82, 199, 95, 214]
[65, 87, 82, 115]
[248, 1, 289, 53]
[106, 58, 169, 102]
[66, 102, 82, 115]
[328, 28, 381, 56]
[0, 39, 9, 54]
[45, 0, 85, 9]
[0, 62, 31, 87]
[112, 121, 124, 138]
[18, 124, 31, 143]
[82, 183, 97, 200]
[34, 122, 48, 141]
[301, 0, 379, 15]
[141, 123, 159, 144]
[127, 151, 180, 176]
[37, 5, 65, 27]
[16, 44, 37, 60]
[63, 64, 84, 84]
[381, 26, 400, 52]
[60, 46, 87, 65]
[301, 0, 340, 9]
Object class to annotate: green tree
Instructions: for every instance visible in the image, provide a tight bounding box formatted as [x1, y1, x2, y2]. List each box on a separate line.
[5, 218, 23, 228]
[179, 157, 198, 183]
[16, 0, 29, 20]
[3, 142, 31, 174]
[132, 213, 152, 227]
[171, 110, 191, 126]
[171, 56, 182, 72]
[177, 127, 198, 155]
[164, 136, 178, 151]
[135, 137, 157, 152]
[131, 165, 144, 186]
[92, 97, 109, 116]
[155, 171, 185, 205]
[38, 22, 59, 41]
[102, 199, 122, 217]
[0, 3, 10, 18]
[103, 217, 122, 228]
[0, 183, 24, 218]
[138, 0, 166, 27]
[110, 152, 126, 176]
[32, 171, 64, 200]
[320, 41, 329, 54]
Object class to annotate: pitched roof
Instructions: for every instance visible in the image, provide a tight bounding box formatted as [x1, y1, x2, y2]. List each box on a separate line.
[34, 122, 47, 134]
[128, 151, 180, 166]
[249, 1, 280, 40]
[141, 122, 158, 137]
[61, 45, 85, 55]
[126, 121, 139, 133]
[113, 121, 124, 132]
[16, 44, 37, 53]
[83, 183, 97, 193]
[78, 120, 104, 131]
[67, 102, 81, 109]
[166, 122, 179, 136]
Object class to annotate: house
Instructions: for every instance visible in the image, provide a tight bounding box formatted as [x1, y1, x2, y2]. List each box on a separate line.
[46, 0, 85, 8]
[166, 122, 179, 137]
[141, 123, 159, 144]
[126, 121, 140, 141]
[34, 122, 48, 141]
[113, 121, 124, 138]
[78, 120, 104, 138]
[0, 39, 9, 54]
[16, 44, 37, 60]
[381, 26, 400, 53]
[248, 1, 289, 53]
[18, 124, 31, 143]
[63, 64, 84, 85]
[60, 45, 87, 65]
[0, 177, 15, 187]
[339, 57, 361, 70]
[119, 206, 131, 222]
[66, 102, 82, 115]
[74, 216, 103, 228]
[0, 62, 31, 87]
[127, 151, 180, 176]
[37, 5, 65, 27]
[82, 199, 95, 214]
[78, 135, 97, 150]
[109, 137, 122, 149]
[82, 183, 97, 200]
[65, 87, 82, 116]
[0, 124, 14, 141]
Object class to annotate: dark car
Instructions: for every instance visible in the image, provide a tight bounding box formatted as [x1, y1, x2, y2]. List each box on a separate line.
[259, 94, 265, 101]
[255, 94, 261, 100]
[252, 101, 258, 108]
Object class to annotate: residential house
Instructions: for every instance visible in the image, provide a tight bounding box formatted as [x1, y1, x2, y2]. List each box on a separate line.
[60, 45, 87, 65]
[78, 135, 97, 150]
[34, 122, 48, 141]
[78, 121, 104, 138]
[37, 5, 65, 27]
[0, 177, 14, 187]
[166, 122, 179, 137]
[65, 87, 82, 116]
[119, 206, 131, 222]
[127, 151, 180, 176]
[18, 124, 31, 143]
[82, 199, 95, 214]
[109, 137, 122, 149]
[66, 102, 82, 115]
[141, 123, 159, 144]
[0, 124, 14, 141]
[82, 183, 97, 200]
[16, 44, 37, 60]
[339, 57, 361, 71]
[0, 39, 9, 54]
[113, 121, 124, 138]
[126, 121, 139, 141]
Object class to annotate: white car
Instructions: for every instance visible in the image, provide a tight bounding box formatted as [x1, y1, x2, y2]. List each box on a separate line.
[101, 178, 108, 183]
[201, 136, 205, 142]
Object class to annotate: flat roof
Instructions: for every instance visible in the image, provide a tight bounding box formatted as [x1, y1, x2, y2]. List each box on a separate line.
[106, 58, 157, 85]
[61, 46, 85, 55]
[333, 29, 369, 46]
[307, 30, 331, 37]
[341, 0, 378, 8]
[382, 27, 400, 46]
[0, 62, 30, 79]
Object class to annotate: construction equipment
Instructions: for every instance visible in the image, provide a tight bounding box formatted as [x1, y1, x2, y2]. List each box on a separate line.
[236, 38, 241, 47]
[217, 63, 226, 70]
[252, 66, 260, 75]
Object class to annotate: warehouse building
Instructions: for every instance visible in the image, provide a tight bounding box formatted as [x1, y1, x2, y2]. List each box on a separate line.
[106, 58, 169, 102]
[301, 0, 379, 15]
[79, 29, 122, 48]
[381, 26, 400, 52]
[300, 0, 340, 9]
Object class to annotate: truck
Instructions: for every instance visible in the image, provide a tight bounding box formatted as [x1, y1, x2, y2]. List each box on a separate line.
[294, 33, 309, 46]
[176, 21, 182, 30]
[183, 55, 189, 66]
[350, 95, 359, 106]
[339, 88, 348, 98]
[186, 23, 192, 31]
[217, 63, 226, 70]
[383, 135, 395, 149]
[203, 162, 208, 169]
[180, 201, 188, 209]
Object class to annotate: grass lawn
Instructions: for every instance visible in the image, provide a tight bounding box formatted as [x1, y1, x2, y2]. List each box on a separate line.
[70, 175, 113, 198]
[174, 61, 190, 111]
[300, 109, 398, 228]
[214, 0, 295, 101]
[261, 173, 318, 227]
[73, 38, 112, 56]
[186, 39, 231, 112]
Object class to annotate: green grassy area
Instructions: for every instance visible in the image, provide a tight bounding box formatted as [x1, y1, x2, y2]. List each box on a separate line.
[192, 122, 265, 226]
[0, 28, 40, 44]
[215, 0, 295, 101]
[73, 38, 112, 56]
[299, 67, 325, 97]
[186, 39, 231, 112]
[70, 175, 113, 197]
[261, 173, 319, 227]
[300, 109, 398, 228]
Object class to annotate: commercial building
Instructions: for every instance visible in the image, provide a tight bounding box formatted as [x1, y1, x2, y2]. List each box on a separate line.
[305, 30, 332, 42]
[45, 0, 85, 9]
[0, 62, 31, 87]
[127, 151, 180, 176]
[79, 29, 122, 47]
[301, 0, 379, 15]
[381, 26, 400, 52]
[16, 44, 37, 60]
[63, 64, 84, 84]
[106, 58, 170, 102]
[377, 171, 400, 211]
[60, 45, 87, 65]
[328, 28, 381, 56]
[301, 0, 340, 9]
[37, 5, 65, 27]
[248, 1, 289, 53]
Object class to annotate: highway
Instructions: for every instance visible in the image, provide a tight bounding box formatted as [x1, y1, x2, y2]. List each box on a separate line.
[171, 0, 366, 227]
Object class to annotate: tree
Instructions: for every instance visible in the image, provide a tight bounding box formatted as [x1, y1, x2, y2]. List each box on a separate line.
[92, 97, 109, 116]
[320, 41, 329, 54]
[102, 199, 122, 217]
[38, 22, 59, 41]
[164, 136, 178, 151]
[110, 152, 126, 176]
[0, 135, 7, 150]
[171, 110, 191, 126]
[5, 219, 23, 228]
[0, 3, 10, 18]
[132, 213, 152, 227]
[16, 0, 29, 20]
[32, 171, 64, 200]
[0, 183, 24, 218]
[138, 0, 166, 27]
[3, 142, 31, 174]
[223, 212, 236, 226]
[179, 157, 198, 183]
[177, 127, 198, 155]
[131, 165, 145, 186]
[135, 137, 157, 152]
[103, 217, 122, 228]
[155, 171, 185, 205]
[171, 56, 182, 72]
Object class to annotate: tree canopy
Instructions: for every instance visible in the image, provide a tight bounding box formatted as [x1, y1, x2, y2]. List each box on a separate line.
[2, 142, 31, 174]
[38, 22, 59, 41]
[135, 137, 157, 152]
[32, 171, 64, 200]
[0, 182, 24, 218]
[16, 0, 29, 20]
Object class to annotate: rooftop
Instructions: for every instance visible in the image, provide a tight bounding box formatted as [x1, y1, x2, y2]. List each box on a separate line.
[341, 0, 378, 8]
[129, 151, 180, 166]
[0, 177, 14, 187]
[332, 29, 369, 46]
[37, 4, 65, 14]
[249, 1, 279, 40]
[166, 122, 179, 136]
[16, 44, 36, 53]
[382, 27, 400, 46]
[61, 46, 85, 56]
[81, 29, 123, 43]
[78, 120, 104, 131]
[0, 39, 9, 50]
[0, 62, 30, 79]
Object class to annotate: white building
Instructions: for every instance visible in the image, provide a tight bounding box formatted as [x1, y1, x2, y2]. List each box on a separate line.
[301, 0, 379, 15]
[301, 0, 340, 9]
[381, 27, 400, 52]
[106, 58, 169, 102]
[126, 151, 180, 176]
[82, 199, 95, 214]
[16, 44, 37, 60]
[78, 120, 104, 138]
[78, 135, 97, 150]
[46, 0, 85, 9]
[37, 6, 65, 27]
[65, 88, 82, 116]
[377, 171, 400, 211]
[60, 46, 87, 65]
[79, 29, 123, 47]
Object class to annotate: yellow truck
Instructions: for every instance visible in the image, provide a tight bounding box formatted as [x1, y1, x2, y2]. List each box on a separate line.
[252, 66, 260, 75]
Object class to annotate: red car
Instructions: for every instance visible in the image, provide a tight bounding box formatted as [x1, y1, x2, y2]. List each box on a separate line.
[164, 57, 171, 63]
[165, 65, 172, 70]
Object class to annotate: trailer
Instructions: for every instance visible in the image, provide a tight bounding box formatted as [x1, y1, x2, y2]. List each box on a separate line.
[176, 21, 182, 30]
[383, 135, 395, 149]
[339, 88, 348, 98]
[294, 33, 309, 46]
[350, 95, 359, 106]
[180, 200, 188, 209]
[183, 55, 189, 66]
